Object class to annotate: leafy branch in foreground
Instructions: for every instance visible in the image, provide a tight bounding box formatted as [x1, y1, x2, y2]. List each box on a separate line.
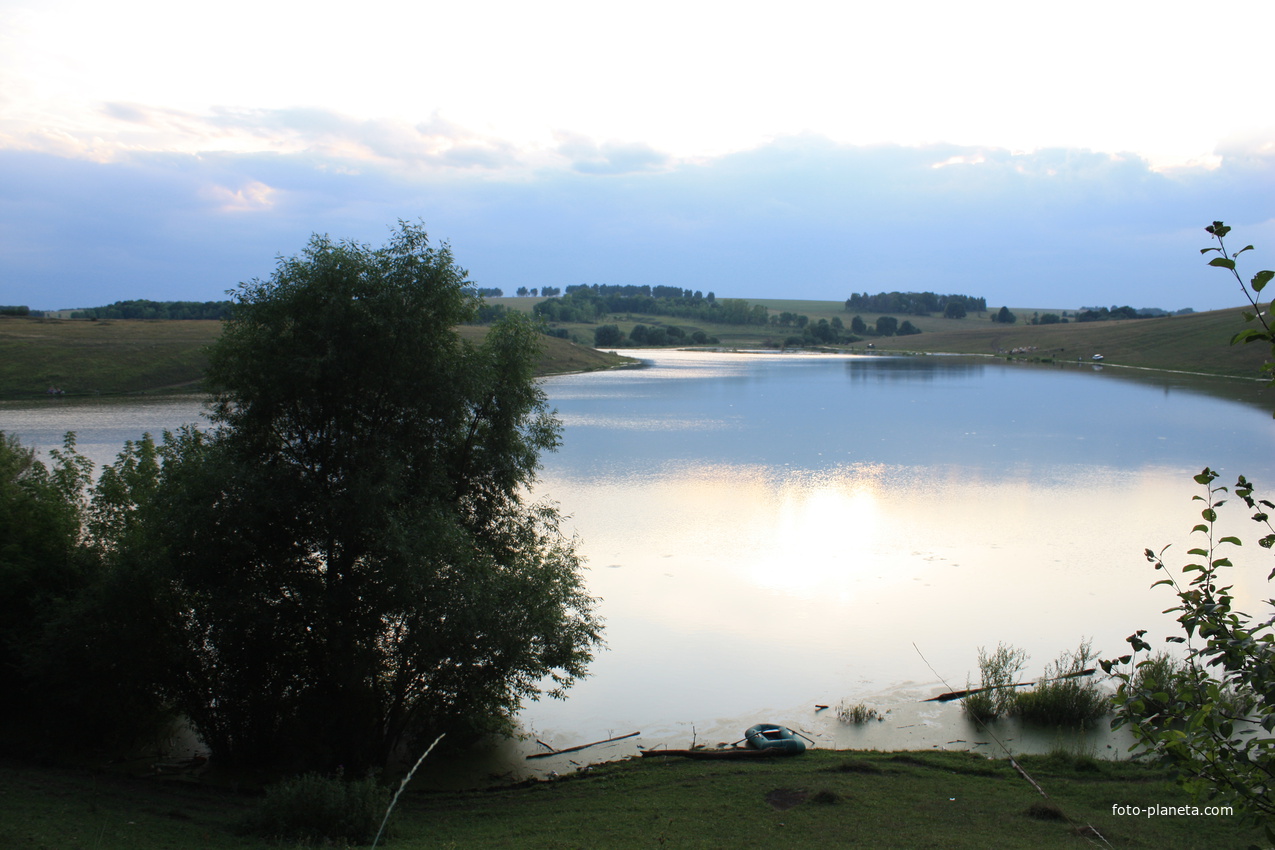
[1101, 222, 1275, 839]
[1202, 220, 1275, 386]
[1102, 473, 1275, 833]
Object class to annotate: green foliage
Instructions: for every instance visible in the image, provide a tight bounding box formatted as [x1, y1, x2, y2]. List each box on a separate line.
[874, 315, 899, 337]
[106, 223, 602, 773]
[246, 773, 389, 845]
[535, 285, 770, 328]
[1099, 223, 1275, 837]
[962, 642, 1027, 723]
[0, 431, 176, 753]
[69, 299, 234, 320]
[1103, 469, 1275, 833]
[1012, 640, 1109, 727]
[1202, 220, 1275, 387]
[1076, 305, 1145, 322]
[594, 323, 623, 346]
[992, 306, 1016, 324]
[0, 433, 98, 746]
[845, 291, 986, 316]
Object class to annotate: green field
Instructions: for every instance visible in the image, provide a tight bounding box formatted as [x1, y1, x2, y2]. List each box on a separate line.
[0, 317, 632, 398]
[2, 301, 1269, 398]
[2, 749, 1261, 848]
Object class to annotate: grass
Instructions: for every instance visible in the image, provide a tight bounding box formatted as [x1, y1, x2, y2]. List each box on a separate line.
[245, 773, 388, 845]
[1, 750, 1263, 848]
[0, 316, 220, 396]
[0, 318, 633, 397]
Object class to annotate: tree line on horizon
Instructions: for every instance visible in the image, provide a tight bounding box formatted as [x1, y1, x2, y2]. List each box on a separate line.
[844, 291, 987, 316]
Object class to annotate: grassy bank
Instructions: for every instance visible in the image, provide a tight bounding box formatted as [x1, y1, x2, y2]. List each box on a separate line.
[506, 298, 1269, 380]
[0, 318, 632, 397]
[2, 749, 1260, 848]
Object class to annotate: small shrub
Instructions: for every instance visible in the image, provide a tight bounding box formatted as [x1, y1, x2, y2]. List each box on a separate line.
[246, 772, 389, 845]
[963, 643, 1028, 722]
[1014, 639, 1109, 727]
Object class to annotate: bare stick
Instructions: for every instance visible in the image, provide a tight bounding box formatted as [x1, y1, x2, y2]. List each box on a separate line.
[525, 731, 641, 760]
[371, 733, 445, 849]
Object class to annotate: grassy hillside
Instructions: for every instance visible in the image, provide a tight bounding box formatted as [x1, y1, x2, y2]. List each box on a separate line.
[861, 308, 1269, 377]
[0, 317, 222, 396]
[529, 296, 1269, 381]
[0, 317, 632, 398]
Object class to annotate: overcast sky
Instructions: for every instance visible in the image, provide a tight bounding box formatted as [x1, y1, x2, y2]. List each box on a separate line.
[2, 0, 1273, 312]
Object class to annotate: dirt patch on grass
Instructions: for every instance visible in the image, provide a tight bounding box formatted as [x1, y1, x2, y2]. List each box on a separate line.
[764, 788, 810, 810]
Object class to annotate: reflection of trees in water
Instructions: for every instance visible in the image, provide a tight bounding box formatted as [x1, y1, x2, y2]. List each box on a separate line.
[842, 354, 1273, 412]
[843, 356, 986, 383]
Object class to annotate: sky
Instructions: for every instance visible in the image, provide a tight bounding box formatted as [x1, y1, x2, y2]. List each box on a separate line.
[1, 0, 1273, 312]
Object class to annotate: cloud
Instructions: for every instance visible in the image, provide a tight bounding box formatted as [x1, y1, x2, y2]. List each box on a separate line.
[201, 180, 277, 213]
[553, 133, 671, 175]
[2, 133, 1274, 313]
[19, 103, 535, 175]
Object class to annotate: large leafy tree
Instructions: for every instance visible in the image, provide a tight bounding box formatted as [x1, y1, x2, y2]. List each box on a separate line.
[138, 223, 601, 772]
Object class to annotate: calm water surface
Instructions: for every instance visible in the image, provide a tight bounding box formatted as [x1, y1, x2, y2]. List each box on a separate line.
[3, 351, 1273, 776]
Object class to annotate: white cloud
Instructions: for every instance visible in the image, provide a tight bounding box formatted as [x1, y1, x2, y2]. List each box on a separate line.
[201, 180, 278, 213]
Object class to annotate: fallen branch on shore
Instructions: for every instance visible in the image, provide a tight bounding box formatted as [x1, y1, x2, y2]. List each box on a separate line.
[525, 731, 641, 760]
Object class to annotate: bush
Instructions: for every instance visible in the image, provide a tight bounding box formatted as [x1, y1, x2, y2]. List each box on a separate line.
[594, 324, 623, 346]
[246, 773, 389, 845]
[1013, 639, 1109, 727]
[1120, 637, 1256, 732]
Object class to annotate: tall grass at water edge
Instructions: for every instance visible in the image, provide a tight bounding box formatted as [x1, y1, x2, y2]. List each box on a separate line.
[964, 640, 1111, 728]
[963, 642, 1029, 723]
[1014, 640, 1110, 727]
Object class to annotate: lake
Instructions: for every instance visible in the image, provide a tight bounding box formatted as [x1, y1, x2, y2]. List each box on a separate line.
[3, 350, 1273, 778]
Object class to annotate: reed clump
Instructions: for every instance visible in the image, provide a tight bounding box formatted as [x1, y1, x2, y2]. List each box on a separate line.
[962, 642, 1028, 722]
[835, 701, 883, 724]
[1014, 639, 1109, 727]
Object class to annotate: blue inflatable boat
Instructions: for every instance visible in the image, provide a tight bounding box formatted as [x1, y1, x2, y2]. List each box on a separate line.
[743, 723, 806, 754]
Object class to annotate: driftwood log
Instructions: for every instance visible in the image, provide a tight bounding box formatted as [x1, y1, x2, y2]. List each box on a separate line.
[925, 668, 1097, 702]
[525, 731, 641, 760]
